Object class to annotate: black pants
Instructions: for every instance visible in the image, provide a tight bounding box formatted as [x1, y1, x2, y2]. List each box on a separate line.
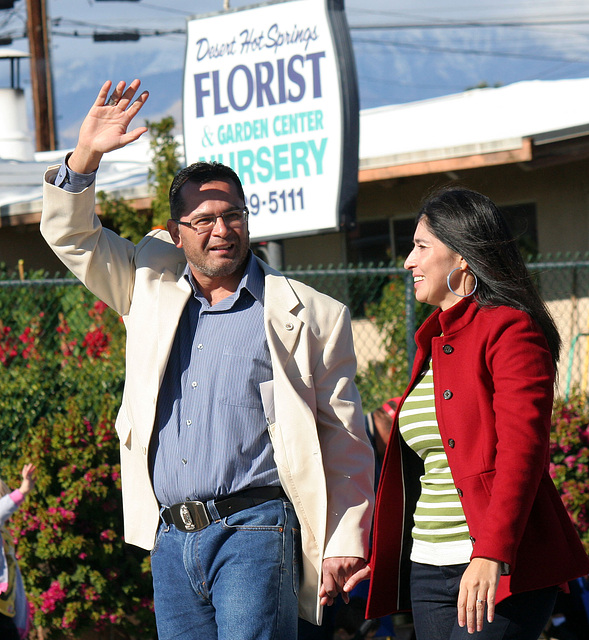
[410, 562, 557, 640]
[0, 612, 20, 640]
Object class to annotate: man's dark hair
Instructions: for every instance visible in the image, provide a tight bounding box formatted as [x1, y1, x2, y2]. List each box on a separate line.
[169, 161, 245, 220]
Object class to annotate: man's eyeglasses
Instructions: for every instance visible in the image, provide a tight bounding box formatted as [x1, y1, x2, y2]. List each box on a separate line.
[173, 207, 249, 235]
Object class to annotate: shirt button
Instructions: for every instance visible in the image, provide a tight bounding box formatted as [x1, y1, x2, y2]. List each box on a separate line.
[443, 344, 454, 354]
[182, 458, 187, 465]
[197, 344, 204, 350]
[186, 419, 192, 426]
[191, 381, 198, 388]
[443, 389, 453, 399]
[448, 438, 455, 448]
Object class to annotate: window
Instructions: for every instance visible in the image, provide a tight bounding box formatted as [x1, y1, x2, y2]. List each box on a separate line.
[347, 219, 392, 265]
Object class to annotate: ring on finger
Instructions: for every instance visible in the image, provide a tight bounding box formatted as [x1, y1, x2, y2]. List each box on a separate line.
[476, 599, 486, 605]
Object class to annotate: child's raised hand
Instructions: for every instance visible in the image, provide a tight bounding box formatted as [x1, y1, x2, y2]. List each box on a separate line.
[19, 463, 36, 496]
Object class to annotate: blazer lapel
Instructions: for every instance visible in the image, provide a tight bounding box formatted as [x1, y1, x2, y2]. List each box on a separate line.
[156, 264, 192, 384]
[259, 259, 303, 369]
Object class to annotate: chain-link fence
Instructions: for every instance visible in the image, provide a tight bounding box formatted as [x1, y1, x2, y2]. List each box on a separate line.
[3, 257, 589, 446]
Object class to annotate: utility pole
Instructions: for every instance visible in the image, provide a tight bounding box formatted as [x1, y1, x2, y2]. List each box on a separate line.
[26, 0, 56, 150]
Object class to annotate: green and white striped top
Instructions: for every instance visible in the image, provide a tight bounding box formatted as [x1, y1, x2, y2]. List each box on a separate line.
[399, 358, 473, 566]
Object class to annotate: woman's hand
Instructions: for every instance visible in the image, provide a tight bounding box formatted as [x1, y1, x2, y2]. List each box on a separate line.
[457, 557, 501, 633]
[342, 563, 372, 595]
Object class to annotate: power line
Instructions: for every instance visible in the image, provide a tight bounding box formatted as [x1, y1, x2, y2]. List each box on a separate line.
[52, 28, 185, 38]
[3, 7, 589, 48]
[350, 18, 589, 30]
[351, 36, 589, 63]
[135, 2, 194, 16]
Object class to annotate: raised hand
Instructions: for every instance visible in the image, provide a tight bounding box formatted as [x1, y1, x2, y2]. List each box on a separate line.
[19, 463, 37, 496]
[68, 79, 149, 175]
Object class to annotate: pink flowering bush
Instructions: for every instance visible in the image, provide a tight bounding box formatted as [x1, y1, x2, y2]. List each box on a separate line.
[0, 286, 155, 639]
[550, 392, 589, 553]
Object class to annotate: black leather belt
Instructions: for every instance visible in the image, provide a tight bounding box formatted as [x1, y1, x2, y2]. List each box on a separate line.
[161, 486, 285, 533]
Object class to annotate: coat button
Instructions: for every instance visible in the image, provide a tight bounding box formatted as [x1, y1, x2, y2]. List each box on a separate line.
[443, 389, 453, 399]
[470, 536, 476, 544]
[448, 438, 455, 448]
[443, 344, 454, 354]
[285, 322, 294, 331]
[457, 488, 463, 497]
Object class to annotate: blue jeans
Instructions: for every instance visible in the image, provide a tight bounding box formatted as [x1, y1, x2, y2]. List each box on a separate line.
[151, 497, 301, 640]
[410, 562, 557, 640]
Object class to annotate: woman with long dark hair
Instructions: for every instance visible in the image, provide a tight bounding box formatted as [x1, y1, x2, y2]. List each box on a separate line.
[346, 187, 589, 639]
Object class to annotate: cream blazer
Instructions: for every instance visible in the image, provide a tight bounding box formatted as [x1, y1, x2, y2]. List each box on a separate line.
[40, 167, 375, 624]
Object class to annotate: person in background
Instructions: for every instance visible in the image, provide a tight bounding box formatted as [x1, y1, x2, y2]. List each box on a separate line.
[40, 79, 375, 640]
[0, 463, 36, 640]
[332, 598, 380, 640]
[346, 187, 589, 639]
[365, 398, 397, 486]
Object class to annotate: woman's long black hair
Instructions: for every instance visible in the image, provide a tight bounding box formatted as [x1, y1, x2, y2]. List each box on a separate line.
[417, 186, 561, 367]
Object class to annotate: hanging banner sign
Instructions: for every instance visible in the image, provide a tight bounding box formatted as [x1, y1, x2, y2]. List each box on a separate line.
[183, 0, 359, 241]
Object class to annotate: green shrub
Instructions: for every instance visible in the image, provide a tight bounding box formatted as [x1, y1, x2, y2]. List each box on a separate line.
[550, 392, 589, 553]
[0, 285, 125, 454]
[0, 291, 155, 639]
[355, 276, 429, 412]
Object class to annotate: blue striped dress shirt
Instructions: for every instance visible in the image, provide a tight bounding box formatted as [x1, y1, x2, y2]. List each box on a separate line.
[150, 253, 280, 507]
[52, 162, 280, 506]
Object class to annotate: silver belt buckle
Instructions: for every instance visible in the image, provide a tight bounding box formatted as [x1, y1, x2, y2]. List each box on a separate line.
[179, 501, 210, 531]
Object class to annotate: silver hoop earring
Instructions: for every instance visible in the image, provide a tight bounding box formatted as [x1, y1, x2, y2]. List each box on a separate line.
[447, 267, 478, 298]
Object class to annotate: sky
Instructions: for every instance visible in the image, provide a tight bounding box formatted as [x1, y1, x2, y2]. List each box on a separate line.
[1, 0, 589, 148]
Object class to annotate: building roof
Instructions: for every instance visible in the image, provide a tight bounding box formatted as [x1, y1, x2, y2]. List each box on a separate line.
[0, 139, 155, 224]
[2, 77, 589, 223]
[358, 77, 589, 180]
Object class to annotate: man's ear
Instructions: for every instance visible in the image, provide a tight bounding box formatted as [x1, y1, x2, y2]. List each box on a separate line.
[167, 219, 182, 248]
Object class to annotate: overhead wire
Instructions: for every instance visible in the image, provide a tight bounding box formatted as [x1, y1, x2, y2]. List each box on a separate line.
[1, 1, 588, 99]
[351, 36, 588, 63]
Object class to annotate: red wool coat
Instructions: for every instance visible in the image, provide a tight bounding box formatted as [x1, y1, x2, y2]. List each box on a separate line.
[366, 297, 589, 618]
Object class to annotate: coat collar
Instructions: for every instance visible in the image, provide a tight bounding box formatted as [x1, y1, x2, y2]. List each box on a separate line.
[256, 256, 304, 367]
[415, 297, 479, 354]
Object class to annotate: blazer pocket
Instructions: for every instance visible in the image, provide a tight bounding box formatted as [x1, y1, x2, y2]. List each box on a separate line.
[115, 411, 132, 448]
[454, 471, 494, 537]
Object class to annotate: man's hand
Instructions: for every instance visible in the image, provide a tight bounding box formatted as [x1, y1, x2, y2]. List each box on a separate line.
[68, 79, 149, 175]
[457, 558, 501, 634]
[319, 557, 367, 606]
